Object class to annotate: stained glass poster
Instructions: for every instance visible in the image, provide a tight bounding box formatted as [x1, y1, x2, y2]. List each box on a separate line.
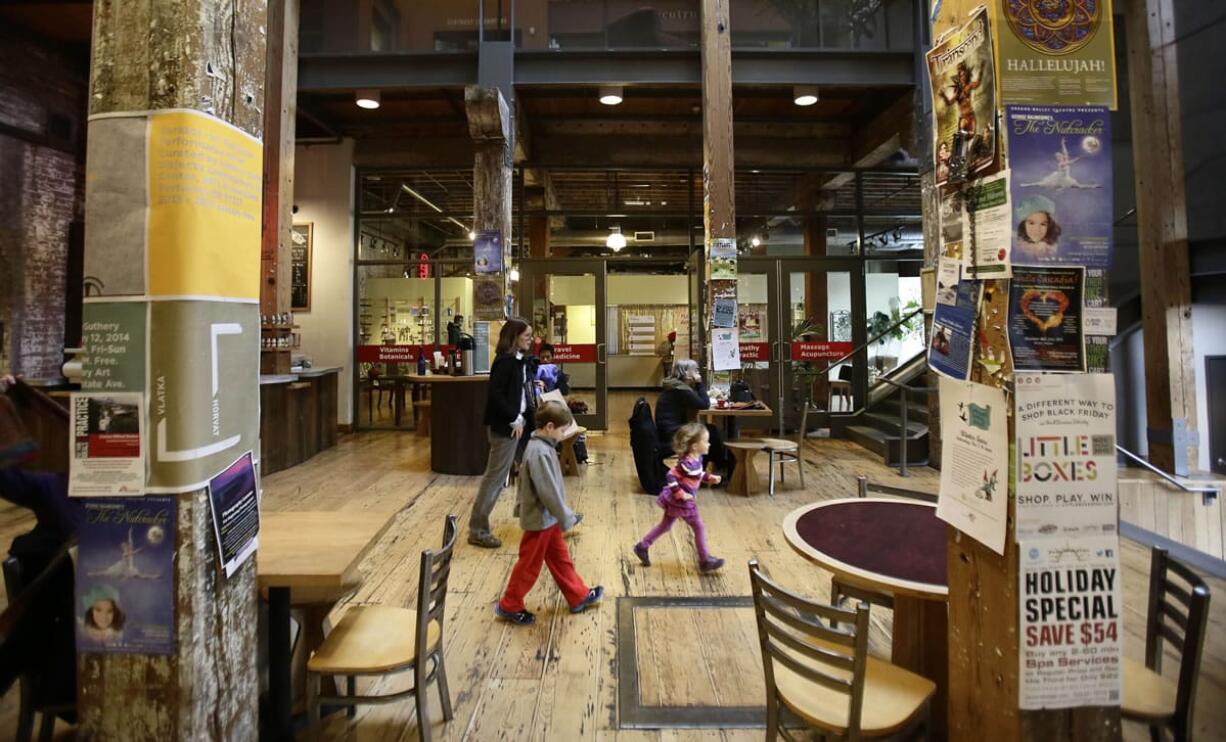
[997, 0, 1118, 109]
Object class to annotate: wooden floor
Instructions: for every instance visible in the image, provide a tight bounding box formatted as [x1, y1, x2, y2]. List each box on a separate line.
[1, 391, 1224, 740]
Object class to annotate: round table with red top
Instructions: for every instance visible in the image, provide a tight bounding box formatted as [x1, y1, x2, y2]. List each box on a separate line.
[783, 497, 950, 736]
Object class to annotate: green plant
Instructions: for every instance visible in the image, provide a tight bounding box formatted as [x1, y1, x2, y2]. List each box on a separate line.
[867, 300, 922, 345]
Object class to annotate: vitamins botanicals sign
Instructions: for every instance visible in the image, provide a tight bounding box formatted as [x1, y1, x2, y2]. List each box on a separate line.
[1014, 372, 1117, 541]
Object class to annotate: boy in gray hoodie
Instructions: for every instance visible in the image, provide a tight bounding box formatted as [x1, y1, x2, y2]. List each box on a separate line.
[494, 401, 603, 625]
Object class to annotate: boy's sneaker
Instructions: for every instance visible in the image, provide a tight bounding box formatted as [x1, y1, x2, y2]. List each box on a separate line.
[632, 543, 651, 567]
[699, 557, 726, 573]
[494, 604, 536, 625]
[570, 586, 604, 614]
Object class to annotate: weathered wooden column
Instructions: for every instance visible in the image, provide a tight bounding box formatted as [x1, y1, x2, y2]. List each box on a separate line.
[466, 86, 512, 322]
[700, 0, 736, 368]
[80, 0, 265, 737]
[260, 0, 299, 376]
[1125, 0, 1198, 475]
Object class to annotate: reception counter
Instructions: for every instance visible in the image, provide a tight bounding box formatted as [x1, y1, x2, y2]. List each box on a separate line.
[260, 367, 340, 476]
[406, 373, 489, 475]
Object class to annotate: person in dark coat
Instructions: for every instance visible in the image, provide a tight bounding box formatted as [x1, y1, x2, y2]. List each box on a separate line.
[469, 318, 537, 548]
[653, 359, 731, 478]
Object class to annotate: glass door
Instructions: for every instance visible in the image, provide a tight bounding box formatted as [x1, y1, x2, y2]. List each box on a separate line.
[736, 257, 782, 432]
[517, 259, 608, 430]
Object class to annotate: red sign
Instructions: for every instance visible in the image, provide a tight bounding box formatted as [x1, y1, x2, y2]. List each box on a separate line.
[87, 433, 139, 457]
[791, 341, 853, 362]
[357, 345, 419, 363]
[546, 344, 596, 363]
[738, 342, 771, 362]
[417, 253, 430, 279]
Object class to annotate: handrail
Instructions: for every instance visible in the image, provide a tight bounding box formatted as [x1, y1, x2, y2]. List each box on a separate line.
[875, 376, 934, 477]
[1116, 445, 1220, 504]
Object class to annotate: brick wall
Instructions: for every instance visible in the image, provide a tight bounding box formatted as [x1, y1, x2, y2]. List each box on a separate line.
[0, 28, 87, 378]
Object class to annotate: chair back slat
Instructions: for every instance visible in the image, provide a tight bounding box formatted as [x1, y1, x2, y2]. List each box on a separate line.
[749, 560, 870, 737]
[417, 515, 459, 648]
[1142, 547, 1212, 740]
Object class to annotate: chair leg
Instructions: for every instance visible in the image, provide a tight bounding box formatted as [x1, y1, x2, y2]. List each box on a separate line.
[306, 671, 321, 740]
[435, 651, 454, 721]
[415, 662, 432, 742]
[346, 675, 357, 718]
[36, 710, 54, 742]
[765, 692, 781, 741]
[767, 451, 777, 497]
[16, 681, 33, 742]
[797, 452, 806, 490]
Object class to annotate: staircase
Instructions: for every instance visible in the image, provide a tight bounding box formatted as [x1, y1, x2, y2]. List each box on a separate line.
[838, 356, 931, 467]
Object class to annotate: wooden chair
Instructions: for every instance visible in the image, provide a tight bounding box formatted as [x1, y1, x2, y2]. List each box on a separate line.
[748, 559, 934, 740]
[758, 403, 812, 497]
[830, 477, 939, 620]
[3, 556, 76, 742]
[828, 365, 853, 413]
[307, 515, 459, 741]
[1122, 546, 1211, 742]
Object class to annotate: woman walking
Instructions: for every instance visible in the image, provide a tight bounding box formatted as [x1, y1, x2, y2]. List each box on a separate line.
[469, 317, 537, 548]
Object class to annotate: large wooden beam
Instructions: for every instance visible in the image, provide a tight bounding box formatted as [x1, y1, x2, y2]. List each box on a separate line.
[849, 92, 914, 168]
[1125, 0, 1198, 474]
[82, 0, 264, 736]
[701, 0, 736, 369]
[261, 0, 298, 323]
[466, 86, 512, 319]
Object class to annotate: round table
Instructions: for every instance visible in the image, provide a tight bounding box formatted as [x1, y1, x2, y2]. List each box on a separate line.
[783, 497, 949, 736]
[406, 374, 489, 475]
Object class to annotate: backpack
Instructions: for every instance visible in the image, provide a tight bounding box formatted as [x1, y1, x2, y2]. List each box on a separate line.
[628, 397, 668, 495]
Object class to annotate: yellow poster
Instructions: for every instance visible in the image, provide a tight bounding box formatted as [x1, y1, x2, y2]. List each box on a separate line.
[147, 110, 262, 299]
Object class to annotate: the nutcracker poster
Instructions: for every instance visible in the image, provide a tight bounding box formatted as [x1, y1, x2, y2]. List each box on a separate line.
[1007, 106, 1112, 268]
[928, 7, 998, 186]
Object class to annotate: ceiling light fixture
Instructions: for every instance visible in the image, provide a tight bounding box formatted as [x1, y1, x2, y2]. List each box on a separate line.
[468, 230, 477, 241]
[355, 89, 381, 109]
[751, 236, 761, 248]
[793, 85, 819, 107]
[599, 85, 624, 106]
[400, 184, 472, 235]
[509, 267, 520, 282]
[606, 227, 626, 252]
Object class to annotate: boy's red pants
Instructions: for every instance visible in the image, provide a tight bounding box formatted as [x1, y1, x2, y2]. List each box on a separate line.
[498, 524, 589, 613]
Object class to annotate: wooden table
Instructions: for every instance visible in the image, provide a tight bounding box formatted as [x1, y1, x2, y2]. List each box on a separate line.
[559, 426, 587, 476]
[783, 498, 949, 736]
[724, 441, 767, 496]
[406, 373, 490, 475]
[259, 511, 397, 741]
[698, 402, 773, 440]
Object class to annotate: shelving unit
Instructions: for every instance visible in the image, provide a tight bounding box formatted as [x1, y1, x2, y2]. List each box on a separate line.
[261, 316, 299, 374]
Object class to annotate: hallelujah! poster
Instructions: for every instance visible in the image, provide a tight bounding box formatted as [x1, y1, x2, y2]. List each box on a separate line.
[928, 7, 997, 186]
[997, 0, 1118, 109]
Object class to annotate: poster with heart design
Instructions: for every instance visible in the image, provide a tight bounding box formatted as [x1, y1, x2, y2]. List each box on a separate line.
[1008, 266, 1086, 371]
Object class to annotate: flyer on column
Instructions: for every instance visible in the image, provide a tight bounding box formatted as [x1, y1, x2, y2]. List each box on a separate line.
[927, 6, 997, 185]
[929, 279, 981, 381]
[710, 238, 737, 279]
[207, 450, 261, 579]
[76, 497, 177, 655]
[962, 170, 1013, 279]
[937, 378, 1010, 554]
[1009, 265, 1086, 372]
[69, 392, 145, 497]
[711, 328, 742, 371]
[1019, 535, 1122, 709]
[1015, 372, 1117, 540]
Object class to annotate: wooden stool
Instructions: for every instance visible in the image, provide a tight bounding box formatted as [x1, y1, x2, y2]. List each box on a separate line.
[559, 426, 587, 476]
[415, 400, 431, 437]
[725, 441, 767, 496]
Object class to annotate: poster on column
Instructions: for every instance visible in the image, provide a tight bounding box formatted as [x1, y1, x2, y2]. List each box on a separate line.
[1015, 372, 1118, 540]
[76, 497, 176, 655]
[69, 393, 145, 497]
[712, 298, 737, 329]
[962, 170, 1013, 279]
[710, 238, 737, 279]
[473, 275, 505, 321]
[928, 279, 980, 381]
[79, 301, 147, 392]
[147, 302, 259, 493]
[1007, 106, 1112, 267]
[711, 328, 742, 371]
[207, 451, 260, 579]
[84, 109, 262, 299]
[1008, 265, 1086, 372]
[1019, 535, 1122, 709]
[927, 7, 997, 186]
[937, 378, 1010, 554]
[997, 0, 1118, 109]
[473, 231, 503, 274]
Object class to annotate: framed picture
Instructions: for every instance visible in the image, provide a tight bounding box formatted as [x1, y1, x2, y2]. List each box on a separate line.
[291, 223, 312, 311]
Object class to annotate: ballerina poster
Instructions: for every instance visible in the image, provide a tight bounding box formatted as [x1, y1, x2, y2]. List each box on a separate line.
[76, 497, 176, 655]
[927, 7, 997, 186]
[1006, 105, 1112, 268]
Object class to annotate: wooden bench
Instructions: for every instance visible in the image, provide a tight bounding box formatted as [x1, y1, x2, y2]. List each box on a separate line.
[725, 440, 768, 496]
[559, 426, 587, 476]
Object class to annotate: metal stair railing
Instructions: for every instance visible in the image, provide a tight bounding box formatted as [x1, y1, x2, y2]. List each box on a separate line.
[1116, 445, 1220, 505]
[875, 376, 936, 477]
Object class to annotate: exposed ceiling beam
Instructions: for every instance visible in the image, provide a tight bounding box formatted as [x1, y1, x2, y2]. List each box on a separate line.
[848, 92, 913, 168]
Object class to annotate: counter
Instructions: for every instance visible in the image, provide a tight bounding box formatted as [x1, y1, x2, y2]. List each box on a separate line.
[259, 368, 340, 476]
[406, 373, 489, 475]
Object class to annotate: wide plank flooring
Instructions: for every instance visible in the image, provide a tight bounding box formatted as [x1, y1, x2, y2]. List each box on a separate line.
[1, 392, 1223, 740]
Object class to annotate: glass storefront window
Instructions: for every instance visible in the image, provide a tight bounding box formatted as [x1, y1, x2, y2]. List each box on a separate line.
[865, 260, 924, 380]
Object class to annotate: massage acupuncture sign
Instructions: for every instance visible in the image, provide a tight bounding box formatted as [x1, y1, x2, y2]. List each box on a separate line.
[936, 378, 1010, 554]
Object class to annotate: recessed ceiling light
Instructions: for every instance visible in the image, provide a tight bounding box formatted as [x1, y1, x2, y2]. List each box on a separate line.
[468, 230, 476, 241]
[599, 85, 624, 105]
[607, 227, 626, 251]
[793, 85, 818, 107]
[356, 89, 381, 109]
[751, 236, 761, 247]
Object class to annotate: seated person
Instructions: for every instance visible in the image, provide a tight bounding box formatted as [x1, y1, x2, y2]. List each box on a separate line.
[534, 343, 571, 395]
[654, 360, 731, 479]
